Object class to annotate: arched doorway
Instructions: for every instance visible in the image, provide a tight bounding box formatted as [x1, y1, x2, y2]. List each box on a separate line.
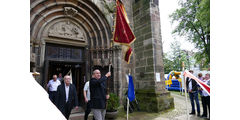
[30, 0, 114, 107]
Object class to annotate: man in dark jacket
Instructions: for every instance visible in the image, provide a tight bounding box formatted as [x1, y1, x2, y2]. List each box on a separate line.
[56, 75, 78, 120]
[186, 70, 200, 117]
[90, 69, 111, 120]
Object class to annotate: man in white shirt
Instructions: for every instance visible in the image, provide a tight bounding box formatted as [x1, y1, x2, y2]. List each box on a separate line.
[200, 73, 210, 118]
[84, 81, 93, 120]
[47, 74, 61, 105]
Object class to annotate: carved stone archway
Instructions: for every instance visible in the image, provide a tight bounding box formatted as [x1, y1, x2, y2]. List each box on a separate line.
[30, 0, 123, 98]
[31, 0, 112, 66]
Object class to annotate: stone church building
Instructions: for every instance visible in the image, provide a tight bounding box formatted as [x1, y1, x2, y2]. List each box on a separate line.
[30, 0, 174, 112]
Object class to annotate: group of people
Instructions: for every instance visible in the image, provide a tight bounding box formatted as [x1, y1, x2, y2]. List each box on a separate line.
[186, 70, 210, 119]
[46, 69, 210, 120]
[47, 70, 111, 120]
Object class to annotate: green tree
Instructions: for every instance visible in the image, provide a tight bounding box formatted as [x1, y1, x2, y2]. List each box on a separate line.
[170, 41, 182, 71]
[163, 40, 191, 74]
[170, 0, 210, 66]
[163, 53, 174, 74]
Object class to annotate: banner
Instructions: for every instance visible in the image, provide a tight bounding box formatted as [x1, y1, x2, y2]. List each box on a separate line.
[124, 47, 133, 64]
[113, 0, 135, 45]
[113, 0, 136, 64]
[184, 71, 210, 96]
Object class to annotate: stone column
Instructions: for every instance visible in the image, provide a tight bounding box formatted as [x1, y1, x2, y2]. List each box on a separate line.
[132, 0, 174, 112]
[112, 45, 123, 104]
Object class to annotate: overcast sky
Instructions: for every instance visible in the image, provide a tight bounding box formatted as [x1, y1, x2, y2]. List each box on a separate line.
[159, 0, 197, 53]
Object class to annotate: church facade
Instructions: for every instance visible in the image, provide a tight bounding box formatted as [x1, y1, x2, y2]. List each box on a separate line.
[30, 0, 174, 112]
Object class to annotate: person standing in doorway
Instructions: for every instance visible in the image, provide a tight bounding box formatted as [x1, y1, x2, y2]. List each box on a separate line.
[186, 70, 201, 116]
[90, 69, 111, 120]
[57, 73, 64, 83]
[200, 73, 210, 118]
[47, 74, 61, 106]
[56, 75, 78, 120]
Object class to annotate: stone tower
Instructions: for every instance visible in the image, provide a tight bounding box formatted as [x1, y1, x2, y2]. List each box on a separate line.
[131, 0, 174, 112]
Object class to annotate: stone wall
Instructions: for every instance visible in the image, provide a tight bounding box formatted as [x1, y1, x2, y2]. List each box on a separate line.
[133, 0, 155, 89]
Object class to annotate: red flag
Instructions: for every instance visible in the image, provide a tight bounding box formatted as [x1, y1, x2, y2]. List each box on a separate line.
[119, 0, 129, 24]
[184, 71, 210, 96]
[124, 47, 133, 64]
[113, 0, 136, 45]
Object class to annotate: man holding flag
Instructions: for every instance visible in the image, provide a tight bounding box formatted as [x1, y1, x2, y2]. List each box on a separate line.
[90, 69, 111, 120]
[186, 70, 201, 117]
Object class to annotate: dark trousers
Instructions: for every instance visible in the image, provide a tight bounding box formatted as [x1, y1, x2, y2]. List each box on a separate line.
[85, 101, 95, 120]
[189, 91, 200, 114]
[49, 91, 57, 105]
[63, 102, 72, 120]
[201, 96, 210, 117]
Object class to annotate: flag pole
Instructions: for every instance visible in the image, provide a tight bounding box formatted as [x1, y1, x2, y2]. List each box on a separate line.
[181, 79, 184, 95]
[183, 68, 189, 120]
[127, 97, 129, 120]
[108, 40, 112, 73]
[67, 69, 72, 84]
[181, 62, 184, 95]
[127, 68, 131, 120]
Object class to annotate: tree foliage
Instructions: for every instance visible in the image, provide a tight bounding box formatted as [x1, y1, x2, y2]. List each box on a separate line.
[163, 53, 175, 74]
[163, 41, 192, 74]
[170, 0, 210, 66]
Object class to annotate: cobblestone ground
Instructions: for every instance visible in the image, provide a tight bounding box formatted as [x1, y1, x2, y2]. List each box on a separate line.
[153, 91, 209, 120]
[69, 91, 209, 120]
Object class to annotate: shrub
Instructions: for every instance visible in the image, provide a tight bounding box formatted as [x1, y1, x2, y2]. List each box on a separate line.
[107, 93, 120, 112]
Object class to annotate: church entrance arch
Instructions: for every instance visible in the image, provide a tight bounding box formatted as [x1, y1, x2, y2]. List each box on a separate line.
[30, 0, 121, 108]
